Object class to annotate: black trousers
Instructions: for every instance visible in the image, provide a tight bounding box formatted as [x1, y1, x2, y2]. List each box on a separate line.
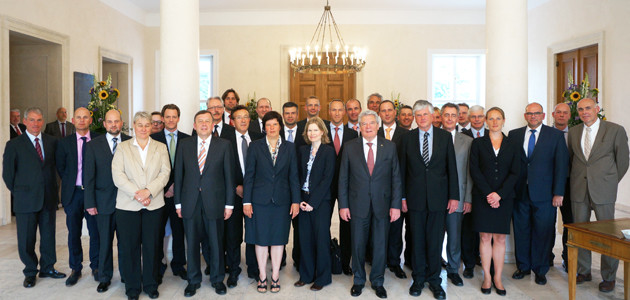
[65, 187, 99, 272]
[292, 215, 301, 267]
[409, 209, 446, 286]
[387, 215, 404, 267]
[224, 196, 244, 276]
[159, 197, 186, 273]
[351, 206, 389, 287]
[403, 212, 412, 265]
[460, 212, 479, 269]
[116, 207, 163, 296]
[96, 212, 117, 282]
[184, 195, 225, 284]
[15, 207, 57, 277]
[298, 194, 332, 286]
[329, 198, 352, 268]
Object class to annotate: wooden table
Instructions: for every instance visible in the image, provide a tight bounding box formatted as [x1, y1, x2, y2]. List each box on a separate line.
[565, 218, 630, 300]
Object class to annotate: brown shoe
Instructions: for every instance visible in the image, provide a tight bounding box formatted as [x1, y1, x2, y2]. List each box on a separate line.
[599, 280, 615, 292]
[310, 283, 323, 291]
[576, 273, 592, 284]
[294, 280, 306, 287]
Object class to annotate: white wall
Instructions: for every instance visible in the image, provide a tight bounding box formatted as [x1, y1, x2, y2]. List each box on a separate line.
[528, 0, 630, 207]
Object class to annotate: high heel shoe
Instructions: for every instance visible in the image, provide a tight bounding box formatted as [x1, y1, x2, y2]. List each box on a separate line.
[493, 279, 506, 296]
[481, 281, 491, 295]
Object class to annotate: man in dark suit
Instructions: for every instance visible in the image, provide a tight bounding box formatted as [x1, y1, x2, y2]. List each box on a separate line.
[397, 105, 414, 131]
[84, 109, 130, 293]
[327, 99, 358, 275]
[248, 97, 272, 135]
[3, 107, 66, 288]
[175, 110, 235, 296]
[281, 102, 299, 143]
[568, 98, 629, 293]
[223, 105, 264, 287]
[462, 105, 486, 138]
[338, 110, 402, 299]
[44, 107, 75, 138]
[55, 107, 100, 286]
[346, 98, 362, 133]
[150, 104, 189, 282]
[509, 102, 568, 285]
[377, 100, 409, 279]
[456, 103, 470, 133]
[400, 100, 459, 299]
[10, 109, 27, 139]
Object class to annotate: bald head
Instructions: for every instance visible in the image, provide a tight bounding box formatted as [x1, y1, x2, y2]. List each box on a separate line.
[552, 103, 570, 129]
[104, 109, 122, 135]
[73, 107, 92, 133]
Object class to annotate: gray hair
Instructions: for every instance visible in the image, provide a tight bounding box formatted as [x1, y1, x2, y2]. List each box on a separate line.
[24, 107, 43, 119]
[441, 102, 460, 114]
[358, 110, 381, 126]
[133, 111, 151, 124]
[256, 97, 271, 108]
[469, 105, 485, 114]
[207, 96, 224, 107]
[367, 93, 383, 101]
[412, 100, 433, 114]
[553, 102, 570, 111]
[10, 108, 20, 114]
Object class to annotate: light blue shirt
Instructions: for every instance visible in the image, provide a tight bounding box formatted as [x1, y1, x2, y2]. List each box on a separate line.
[419, 126, 433, 160]
[164, 128, 179, 153]
[330, 123, 344, 143]
[25, 130, 44, 160]
[471, 127, 485, 138]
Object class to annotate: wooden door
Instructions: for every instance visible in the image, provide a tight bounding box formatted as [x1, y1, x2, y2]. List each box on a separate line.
[290, 68, 356, 120]
[555, 44, 598, 103]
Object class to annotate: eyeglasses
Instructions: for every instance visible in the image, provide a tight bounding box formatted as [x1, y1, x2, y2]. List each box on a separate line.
[525, 112, 544, 116]
[151, 121, 163, 125]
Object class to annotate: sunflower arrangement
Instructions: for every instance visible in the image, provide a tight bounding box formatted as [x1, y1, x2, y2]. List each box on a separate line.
[245, 92, 258, 121]
[391, 92, 404, 116]
[87, 74, 122, 133]
[563, 72, 604, 127]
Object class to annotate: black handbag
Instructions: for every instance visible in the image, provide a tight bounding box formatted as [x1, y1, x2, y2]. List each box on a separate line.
[330, 238, 342, 274]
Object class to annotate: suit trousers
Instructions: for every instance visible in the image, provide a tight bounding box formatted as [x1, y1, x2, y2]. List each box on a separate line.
[298, 194, 332, 286]
[409, 209, 446, 286]
[513, 187, 557, 275]
[350, 206, 389, 287]
[184, 195, 225, 284]
[96, 212, 117, 282]
[403, 212, 412, 265]
[460, 212, 479, 269]
[445, 212, 464, 274]
[292, 214, 301, 267]
[15, 207, 57, 277]
[116, 207, 163, 295]
[159, 197, 186, 273]
[572, 193, 618, 281]
[387, 214, 404, 267]
[224, 196, 244, 276]
[65, 187, 99, 272]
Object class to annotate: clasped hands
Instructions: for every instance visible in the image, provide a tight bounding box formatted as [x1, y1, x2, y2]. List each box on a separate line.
[135, 188, 151, 207]
[486, 192, 501, 208]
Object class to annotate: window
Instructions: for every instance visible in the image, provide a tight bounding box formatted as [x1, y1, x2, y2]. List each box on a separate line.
[428, 51, 485, 108]
[199, 55, 214, 110]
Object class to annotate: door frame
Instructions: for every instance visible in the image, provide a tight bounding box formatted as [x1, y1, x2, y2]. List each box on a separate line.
[99, 47, 133, 128]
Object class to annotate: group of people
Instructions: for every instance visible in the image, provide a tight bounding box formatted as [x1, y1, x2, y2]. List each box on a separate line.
[3, 89, 628, 300]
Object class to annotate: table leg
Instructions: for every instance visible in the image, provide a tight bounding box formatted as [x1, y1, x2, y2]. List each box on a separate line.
[624, 261, 629, 300]
[568, 244, 577, 300]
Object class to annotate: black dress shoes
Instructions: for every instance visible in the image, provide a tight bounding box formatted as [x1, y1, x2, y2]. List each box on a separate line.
[65, 270, 81, 286]
[535, 273, 547, 285]
[212, 282, 227, 295]
[511, 269, 530, 279]
[39, 269, 67, 279]
[23, 276, 36, 288]
[372, 285, 387, 299]
[310, 283, 323, 291]
[184, 283, 200, 297]
[428, 284, 446, 299]
[481, 286, 491, 294]
[294, 280, 306, 287]
[146, 290, 159, 299]
[388, 265, 407, 279]
[462, 267, 474, 279]
[204, 265, 210, 275]
[494, 285, 506, 296]
[350, 284, 364, 297]
[409, 282, 423, 296]
[92, 269, 99, 282]
[342, 265, 353, 276]
[97, 281, 111, 293]
[174, 269, 188, 281]
[227, 274, 238, 288]
[447, 273, 464, 286]
[127, 295, 139, 300]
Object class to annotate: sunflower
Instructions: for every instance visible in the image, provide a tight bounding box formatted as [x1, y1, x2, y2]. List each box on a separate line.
[90, 111, 94, 117]
[562, 91, 567, 98]
[99, 81, 106, 87]
[570, 91, 581, 101]
[112, 88, 120, 98]
[99, 90, 109, 99]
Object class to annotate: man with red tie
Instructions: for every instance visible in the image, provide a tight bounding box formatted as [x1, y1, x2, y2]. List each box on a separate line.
[10, 109, 26, 139]
[44, 107, 75, 138]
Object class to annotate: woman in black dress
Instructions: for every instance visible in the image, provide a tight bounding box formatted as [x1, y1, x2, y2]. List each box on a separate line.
[243, 111, 300, 293]
[469, 107, 520, 296]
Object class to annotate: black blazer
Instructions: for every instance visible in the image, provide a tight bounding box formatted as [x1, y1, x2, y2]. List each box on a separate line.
[248, 118, 264, 135]
[9, 123, 26, 139]
[378, 124, 408, 150]
[2, 133, 59, 213]
[298, 144, 336, 210]
[83, 134, 131, 214]
[150, 130, 191, 193]
[44, 120, 75, 138]
[399, 127, 459, 212]
[463, 128, 486, 139]
[469, 134, 520, 200]
[243, 138, 301, 206]
[338, 136, 402, 219]
[230, 130, 264, 186]
[174, 135, 235, 220]
[55, 131, 99, 207]
[326, 124, 358, 199]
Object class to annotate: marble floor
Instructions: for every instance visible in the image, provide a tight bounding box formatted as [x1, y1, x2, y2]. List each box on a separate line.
[0, 205, 628, 300]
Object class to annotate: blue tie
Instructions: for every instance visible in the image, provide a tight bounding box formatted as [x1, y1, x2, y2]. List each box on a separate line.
[527, 129, 536, 158]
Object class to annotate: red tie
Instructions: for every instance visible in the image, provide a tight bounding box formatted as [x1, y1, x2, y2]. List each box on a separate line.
[476, 131, 480, 138]
[367, 142, 374, 176]
[15, 125, 21, 135]
[229, 114, 234, 126]
[34, 137, 43, 162]
[334, 127, 341, 155]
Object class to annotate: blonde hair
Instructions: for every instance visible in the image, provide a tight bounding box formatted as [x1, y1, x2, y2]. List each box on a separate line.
[302, 117, 330, 145]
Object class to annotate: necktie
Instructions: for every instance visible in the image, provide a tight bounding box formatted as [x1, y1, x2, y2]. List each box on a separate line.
[527, 129, 536, 158]
[584, 127, 592, 159]
[241, 135, 248, 167]
[386, 128, 392, 140]
[198, 140, 207, 174]
[15, 125, 22, 135]
[366, 142, 374, 176]
[288, 129, 294, 143]
[112, 137, 118, 154]
[353, 124, 358, 131]
[213, 125, 219, 137]
[80, 136, 87, 159]
[229, 114, 234, 126]
[260, 121, 265, 134]
[61, 123, 66, 137]
[34, 137, 43, 162]
[78, 137, 87, 185]
[476, 131, 480, 138]
[169, 133, 176, 167]
[422, 132, 430, 165]
[334, 127, 341, 154]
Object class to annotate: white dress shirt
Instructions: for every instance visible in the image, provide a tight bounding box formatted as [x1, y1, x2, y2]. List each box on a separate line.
[25, 130, 44, 159]
[106, 132, 122, 153]
[522, 124, 542, 154]
[581, 118, 601, 157]
[213, 122, 224, 136]
[132, 138, 151, 167]
[383, 122, 397, 140]
[236, 132, 251, 175]
[362, 137, 378, 162]
[448, 128, 457, 144]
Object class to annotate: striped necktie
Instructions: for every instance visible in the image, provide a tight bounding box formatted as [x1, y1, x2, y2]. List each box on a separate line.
[198, 140, 207, 174]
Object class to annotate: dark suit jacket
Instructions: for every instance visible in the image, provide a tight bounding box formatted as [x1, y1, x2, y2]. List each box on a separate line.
[469, 134, 520, 200]
[508, 125, 568, 203]
[378, 124, 408, 150]
[243, 138, 301, 206]
[174, 135, 235, 220]
[3, 133, 59, 213]
[83, 134, 131, 214]
[326, 124, 358, 199]
[9, 123, 26, 139]
[338, 136, 402, 219]
[44, 120, 75, 138]
[150, 130, 191, 193]
[399, 127, 459, 212]
[248, 118, 264, 135]
[463, 127, 486, 139]
[56, 131, 99, 207]
[230, 131, 264, 186]
[298, 144, 336, 210]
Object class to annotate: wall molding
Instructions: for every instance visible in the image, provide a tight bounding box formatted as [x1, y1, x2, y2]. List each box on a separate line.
[99, 47, 134, 126]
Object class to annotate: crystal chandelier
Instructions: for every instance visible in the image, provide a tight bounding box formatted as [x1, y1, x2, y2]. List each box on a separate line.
[289, 1, 366, 75]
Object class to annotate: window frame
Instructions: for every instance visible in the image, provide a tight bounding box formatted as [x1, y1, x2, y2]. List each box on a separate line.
[427, 49, 486, 108]
[199, 50, 219, 110]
